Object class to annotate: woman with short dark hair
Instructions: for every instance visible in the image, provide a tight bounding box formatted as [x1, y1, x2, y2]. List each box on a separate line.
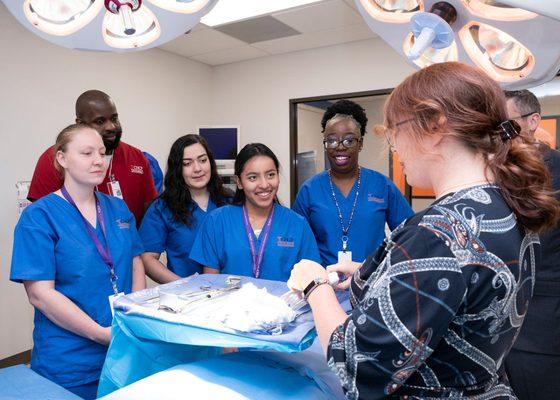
[293, 99, 413, 267]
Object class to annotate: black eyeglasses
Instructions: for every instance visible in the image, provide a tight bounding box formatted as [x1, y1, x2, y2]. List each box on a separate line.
[384, 118, 414, 149]
[511, 111, 538, 120]
[323, 136, 361, 150]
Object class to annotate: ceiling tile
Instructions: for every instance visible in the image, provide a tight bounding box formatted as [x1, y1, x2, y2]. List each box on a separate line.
[190, 45, 269, 66]
[253, 23, 375, 55]
[159, 28, 246, 58]
[273, 0, 363, 34]
[190, 22, 209, 33]
[215, 16, 301, 44]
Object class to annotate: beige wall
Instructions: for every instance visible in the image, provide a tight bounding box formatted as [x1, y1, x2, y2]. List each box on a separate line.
[297, 104, 325, 174]
[1, 4, 416, 359]
[0, 4, 214, 359]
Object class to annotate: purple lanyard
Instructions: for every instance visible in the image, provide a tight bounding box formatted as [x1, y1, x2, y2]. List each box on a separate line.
[61, 186, 118, 295]
[242, 205, 275, 278]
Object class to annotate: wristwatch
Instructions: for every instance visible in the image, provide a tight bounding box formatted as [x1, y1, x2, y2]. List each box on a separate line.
[303, 277, 329, 300]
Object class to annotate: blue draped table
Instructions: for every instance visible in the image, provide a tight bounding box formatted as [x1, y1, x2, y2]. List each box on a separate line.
[97, 274, 346, 399]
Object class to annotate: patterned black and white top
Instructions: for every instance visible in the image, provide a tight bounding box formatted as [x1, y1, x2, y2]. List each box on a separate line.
[327, 185, 538, 399]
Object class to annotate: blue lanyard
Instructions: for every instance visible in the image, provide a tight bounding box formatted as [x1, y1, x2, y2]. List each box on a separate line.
[242, 205, 275, 279]
[61, 187, 118, 295]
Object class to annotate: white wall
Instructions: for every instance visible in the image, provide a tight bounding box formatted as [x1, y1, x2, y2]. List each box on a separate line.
[210, 39, 415, 203]
[0, 4, 214, 359]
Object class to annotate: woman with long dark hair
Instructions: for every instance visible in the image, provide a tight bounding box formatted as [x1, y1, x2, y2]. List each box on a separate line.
[288, 62, 560, 399]
[139, 134, 231, 283]
[190, 143, 321, 281]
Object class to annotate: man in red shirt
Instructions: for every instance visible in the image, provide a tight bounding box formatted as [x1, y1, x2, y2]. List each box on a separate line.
[28, 90, 157, 224]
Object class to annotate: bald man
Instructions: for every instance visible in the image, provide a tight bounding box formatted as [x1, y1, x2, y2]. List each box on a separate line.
[504, 90, 560, 400]
[28, 90, 157, 224]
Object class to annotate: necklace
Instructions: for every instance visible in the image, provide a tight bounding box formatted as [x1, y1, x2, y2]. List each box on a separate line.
[438, 180, 492, 198]
[328, 167, 361, 252]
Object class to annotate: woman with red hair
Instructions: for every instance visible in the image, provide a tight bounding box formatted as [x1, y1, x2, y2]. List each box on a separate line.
[289, 62, 560, 399]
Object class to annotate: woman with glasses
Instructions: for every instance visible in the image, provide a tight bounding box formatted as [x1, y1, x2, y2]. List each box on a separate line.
[292, 99, 413, 267]
[288, 62, 560, 399]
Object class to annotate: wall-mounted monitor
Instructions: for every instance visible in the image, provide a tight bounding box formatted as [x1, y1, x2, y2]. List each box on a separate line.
[198, 125, 240, 176]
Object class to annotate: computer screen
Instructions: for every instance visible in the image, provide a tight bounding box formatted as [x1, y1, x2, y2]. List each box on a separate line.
[198, 126, 239, 160]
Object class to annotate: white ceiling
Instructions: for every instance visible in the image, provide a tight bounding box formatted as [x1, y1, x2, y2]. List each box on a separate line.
[158, 0, 377, 66]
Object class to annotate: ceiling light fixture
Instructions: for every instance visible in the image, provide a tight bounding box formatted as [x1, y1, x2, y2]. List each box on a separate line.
[199, 0, 323, 27]
[3, 0, 218, 52]
[355, 0, 560, 89]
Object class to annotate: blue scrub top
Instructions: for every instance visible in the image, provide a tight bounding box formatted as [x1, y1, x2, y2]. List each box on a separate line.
[139, 197, 218, 277]
[292, 168, 414, 266]
[10, 193, 144, 388]
[190, 204, 321, 281]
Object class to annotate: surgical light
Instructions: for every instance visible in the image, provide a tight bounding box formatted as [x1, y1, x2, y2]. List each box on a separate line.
[23, 0, 103, 36]
[360, 0, 424, 23]
[459, 22, 533, 82]
[105, 0, 140, 36]
[3, 0, 219, 52]
[355, 0, 560, 89]
[103, 2, 161, 48]
[373, 0, 421, 13]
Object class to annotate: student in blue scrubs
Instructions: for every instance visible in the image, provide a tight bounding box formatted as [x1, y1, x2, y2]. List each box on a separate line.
[190, 143, 321, 281]
[10, 124, 146, 400]
[139, 135, 232, 283]
[293, 100, 413, 266]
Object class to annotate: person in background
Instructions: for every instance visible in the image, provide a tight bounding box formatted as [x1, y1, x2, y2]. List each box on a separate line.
[143, 151, 164, 194]
[292, 99, 413, 267]
[139, 135, 232, 283]
[28, 90, 157, 225]
[190, 143, 321, 281]
[11, 124, 146, 400]
[288, 62, 560, 399]
[503, 89, 560, 400]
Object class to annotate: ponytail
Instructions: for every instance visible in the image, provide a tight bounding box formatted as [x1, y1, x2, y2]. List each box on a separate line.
[489, 133, 560, 233]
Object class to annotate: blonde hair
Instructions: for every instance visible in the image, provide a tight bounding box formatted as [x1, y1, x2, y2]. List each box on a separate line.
[53, 123, 95, 173]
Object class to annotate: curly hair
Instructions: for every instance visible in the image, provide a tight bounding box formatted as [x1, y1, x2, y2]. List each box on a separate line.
[160, 134, 231, 227]
[384, 62, 560, 233]
[321, 99, 368, 137]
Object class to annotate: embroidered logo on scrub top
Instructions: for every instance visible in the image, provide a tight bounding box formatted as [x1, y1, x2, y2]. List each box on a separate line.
[276, 236, 294, 248]
[116, 219, 130, 229]
[130, 165, 144, 174]
[367, 194, 384, 203]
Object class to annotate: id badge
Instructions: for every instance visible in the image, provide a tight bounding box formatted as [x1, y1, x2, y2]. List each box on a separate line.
[338, 250, 352, 263]
[108, 180, 124, 199]
[108, 292, 125, 317]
